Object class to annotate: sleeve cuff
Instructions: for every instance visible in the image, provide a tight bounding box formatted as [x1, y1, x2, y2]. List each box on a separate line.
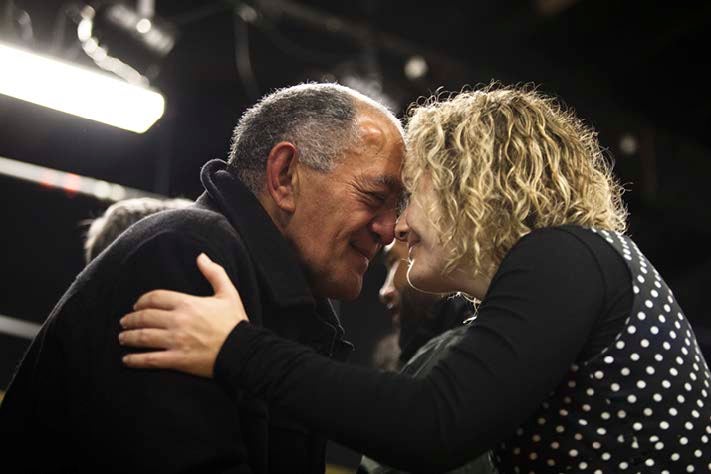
[213, 321, 265, 395]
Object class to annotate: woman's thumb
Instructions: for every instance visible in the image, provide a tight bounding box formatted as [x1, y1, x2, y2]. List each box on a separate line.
[197, 253, 237, 297]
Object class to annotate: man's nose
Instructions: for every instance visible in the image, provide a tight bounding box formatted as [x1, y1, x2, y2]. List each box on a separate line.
[370, 209, 397, 245]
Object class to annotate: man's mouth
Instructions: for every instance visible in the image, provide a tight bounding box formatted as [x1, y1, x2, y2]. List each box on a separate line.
[351, 244, 378, 263]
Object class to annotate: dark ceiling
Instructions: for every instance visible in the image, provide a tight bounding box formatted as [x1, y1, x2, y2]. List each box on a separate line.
[1, 0, 710, 390]
[2, 0, 710, 190]
[3, 1, 711, 171]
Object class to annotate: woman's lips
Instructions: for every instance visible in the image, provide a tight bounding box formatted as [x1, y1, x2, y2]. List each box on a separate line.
[407, 235, 420, 251]
[408, 242, 418, 259]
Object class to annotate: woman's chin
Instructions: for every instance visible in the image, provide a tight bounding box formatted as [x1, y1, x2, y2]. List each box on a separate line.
[407, 269, 453, 295]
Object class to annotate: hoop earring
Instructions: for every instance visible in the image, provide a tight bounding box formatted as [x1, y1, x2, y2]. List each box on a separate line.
[404, 258, 445, 295]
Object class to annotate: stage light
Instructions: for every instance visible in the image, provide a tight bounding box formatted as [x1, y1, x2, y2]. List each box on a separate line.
[404, 55, 428, 81]
[0, 154, 160, 201]
[0, 42, 165, 133]
[78, 3, 177, 82]
[619, 133, 639, 156]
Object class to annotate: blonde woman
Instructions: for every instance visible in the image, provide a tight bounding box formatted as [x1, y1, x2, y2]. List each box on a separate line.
[119, 86, 711, 473]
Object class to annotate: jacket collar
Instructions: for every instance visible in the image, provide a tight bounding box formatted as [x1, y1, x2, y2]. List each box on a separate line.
[195, 159, 351, 359]
[196, 159, 314, 309]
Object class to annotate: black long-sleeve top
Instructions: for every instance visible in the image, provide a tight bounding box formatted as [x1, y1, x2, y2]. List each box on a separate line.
[214, 225, 643, 472]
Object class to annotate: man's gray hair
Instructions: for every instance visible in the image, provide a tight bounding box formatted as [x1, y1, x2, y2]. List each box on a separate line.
[227, 82, 400, 193]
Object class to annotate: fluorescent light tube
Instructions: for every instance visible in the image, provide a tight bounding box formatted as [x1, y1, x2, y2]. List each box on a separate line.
[0, 42, 165, 133]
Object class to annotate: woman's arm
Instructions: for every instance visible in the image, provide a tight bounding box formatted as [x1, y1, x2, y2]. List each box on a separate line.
[120, 228, 607, 471]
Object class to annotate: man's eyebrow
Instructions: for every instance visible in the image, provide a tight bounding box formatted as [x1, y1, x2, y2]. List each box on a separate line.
[362, 175, 402, 191]
[356, 175, 405, 208]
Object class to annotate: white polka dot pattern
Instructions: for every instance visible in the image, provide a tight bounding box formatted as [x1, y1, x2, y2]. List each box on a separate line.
[493, 228, 711, 473]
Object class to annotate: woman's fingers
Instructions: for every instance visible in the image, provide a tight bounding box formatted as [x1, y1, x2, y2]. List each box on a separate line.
[122, 351, 181, 370]
[119, 328, 173, 349]
[197, 253, 238, 298]
[196, 253, 249, 322]
[119, 254, 249, 378]
[120, 309, 175, 330]
[134, 289, 193, 311]
[122, 350, 211, 377]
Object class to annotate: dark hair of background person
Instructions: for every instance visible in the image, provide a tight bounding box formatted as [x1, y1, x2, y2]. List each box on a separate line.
[83, 197, 192, 263]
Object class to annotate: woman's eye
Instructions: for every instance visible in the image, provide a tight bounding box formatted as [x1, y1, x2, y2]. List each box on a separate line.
[397, 194, 410, 214]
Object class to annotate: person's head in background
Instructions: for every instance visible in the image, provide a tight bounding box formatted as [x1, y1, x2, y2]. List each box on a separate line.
[373, 240, 444, 371]
[379, 240, 440, 330]
[84, 197, 192, 264]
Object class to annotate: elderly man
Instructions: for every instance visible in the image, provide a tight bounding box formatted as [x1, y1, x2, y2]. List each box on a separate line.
[0, 83, 404, 473]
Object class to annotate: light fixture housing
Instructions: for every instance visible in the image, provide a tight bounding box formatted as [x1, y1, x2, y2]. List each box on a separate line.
[0, 42, 165, 133]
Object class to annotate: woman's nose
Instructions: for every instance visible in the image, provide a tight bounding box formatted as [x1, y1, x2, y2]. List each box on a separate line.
[394, 210, 409, 242]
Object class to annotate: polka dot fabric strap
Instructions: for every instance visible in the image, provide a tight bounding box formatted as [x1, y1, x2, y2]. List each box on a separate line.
[492, 228, 711, 473]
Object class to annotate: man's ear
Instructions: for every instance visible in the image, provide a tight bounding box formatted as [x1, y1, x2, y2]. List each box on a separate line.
[264, 141, 298, 213]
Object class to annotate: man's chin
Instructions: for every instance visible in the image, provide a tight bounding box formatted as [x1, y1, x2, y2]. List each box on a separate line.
[334, 280, 363, 301]
[315, 275, 363, 301]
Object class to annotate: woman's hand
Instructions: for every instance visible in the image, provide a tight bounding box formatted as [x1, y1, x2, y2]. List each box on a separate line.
[118, 253, 248, 378]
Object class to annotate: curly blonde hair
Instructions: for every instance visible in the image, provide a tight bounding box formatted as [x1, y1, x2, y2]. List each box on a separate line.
[403, 84, 627, 278]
